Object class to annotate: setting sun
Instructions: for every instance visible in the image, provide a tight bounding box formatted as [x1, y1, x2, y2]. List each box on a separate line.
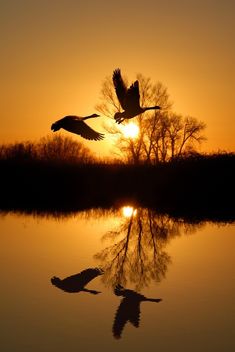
[122, 123, 139, 139]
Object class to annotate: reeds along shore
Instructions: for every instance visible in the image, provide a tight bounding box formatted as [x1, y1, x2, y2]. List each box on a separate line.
[0, 153, 234, 222]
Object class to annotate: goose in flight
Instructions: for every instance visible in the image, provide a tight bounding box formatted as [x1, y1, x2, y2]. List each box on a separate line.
[112, 284, 162, 339]
[51, 114, 104, 141]
[113, 69, 161, 124]
[51, 267, 104, 294]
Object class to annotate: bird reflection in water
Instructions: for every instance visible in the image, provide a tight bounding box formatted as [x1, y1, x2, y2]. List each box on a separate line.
[112, 284, 162, 339]
[51, 267, 104, 294]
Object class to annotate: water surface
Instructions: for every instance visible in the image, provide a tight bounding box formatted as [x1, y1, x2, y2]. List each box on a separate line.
[1, 208, 234, 351]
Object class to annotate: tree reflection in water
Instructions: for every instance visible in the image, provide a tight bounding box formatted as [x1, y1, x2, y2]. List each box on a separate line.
[94, 207, 204, 290]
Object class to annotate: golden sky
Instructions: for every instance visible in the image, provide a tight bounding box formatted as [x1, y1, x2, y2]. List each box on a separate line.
[0, 0, 235, 156]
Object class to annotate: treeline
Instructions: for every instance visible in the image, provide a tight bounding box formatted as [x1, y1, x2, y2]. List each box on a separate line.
[0, 134, 97, 164]
[0, 138, 234, 221]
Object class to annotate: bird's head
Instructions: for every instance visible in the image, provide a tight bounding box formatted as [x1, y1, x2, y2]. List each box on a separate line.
[51, 276, 61, 287]
[90, 113, 100, 118]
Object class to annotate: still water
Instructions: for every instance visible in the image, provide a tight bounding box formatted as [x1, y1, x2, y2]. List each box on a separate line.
[1, 208, 234, 352]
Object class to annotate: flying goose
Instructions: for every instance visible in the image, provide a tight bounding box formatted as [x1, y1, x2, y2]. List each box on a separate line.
[112, 284, 162, 339]
[113, 69, 161, 124]
[51, 114, 104, 141]
[51, 267, 104, 294]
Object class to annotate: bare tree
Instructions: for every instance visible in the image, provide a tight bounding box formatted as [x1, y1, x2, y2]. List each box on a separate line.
[96, 72, 206, 163]
[94, 209, 185, 290]
[0, 141, 37, 161]
[94, 208, 205, 290]
[176, 116, 207, 158]
[37, 134, 94, 163]
[148, 113, 207, 162]
[0, 135, 95, 164]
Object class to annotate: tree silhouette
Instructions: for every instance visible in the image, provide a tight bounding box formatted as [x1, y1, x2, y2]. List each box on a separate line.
[37, 134, 94, 163]
[0, 141, 37, 161]
[144, 112, 206, 163]
[96, 72, 206, 163]
[94, 208, 204, 290]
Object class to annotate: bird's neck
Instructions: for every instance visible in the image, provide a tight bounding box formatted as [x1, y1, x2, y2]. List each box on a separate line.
[83, 115, 95, 120]
[144, 106, 160, 111]
[143, 298, 162, 302]
[82, 288, 100, 294]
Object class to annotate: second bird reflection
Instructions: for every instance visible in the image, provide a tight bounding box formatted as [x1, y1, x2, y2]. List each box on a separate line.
[113, 284, 162, 339]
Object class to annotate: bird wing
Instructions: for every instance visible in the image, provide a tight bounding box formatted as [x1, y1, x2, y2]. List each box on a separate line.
[112, 296, 141, 339]
[113, 69, 128, 110]
[77, 121, 104, 141]
[64, 119, 104, 141]
[63, 268, 104, 287]
[125, 80, 141, 111]
[112, 298, 130, 339]
[128, 300, 141, 328]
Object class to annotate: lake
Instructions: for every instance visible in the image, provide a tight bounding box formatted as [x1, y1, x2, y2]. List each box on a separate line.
[1, 207, 234, 352]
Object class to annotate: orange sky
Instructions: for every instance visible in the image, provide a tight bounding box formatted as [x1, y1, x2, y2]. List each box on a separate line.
[0, 0, 235, 157]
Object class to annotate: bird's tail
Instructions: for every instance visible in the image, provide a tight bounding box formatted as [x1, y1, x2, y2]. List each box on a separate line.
[51, 122, 60, 131]
[51, 276, 61, 286]
[114, 112, 125, 124]
[114, 284, 125, 296]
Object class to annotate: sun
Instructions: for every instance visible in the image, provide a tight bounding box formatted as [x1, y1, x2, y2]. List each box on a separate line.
[122, 122, 139, 139]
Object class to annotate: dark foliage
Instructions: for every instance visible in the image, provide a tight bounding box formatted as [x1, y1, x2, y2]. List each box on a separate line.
[0, 151, 234, 222]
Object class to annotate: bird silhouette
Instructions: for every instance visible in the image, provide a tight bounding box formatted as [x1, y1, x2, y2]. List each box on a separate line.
[51, 114, 104, 141]
[112, 284, 162, 339]
[113, 69, 161, 124]
[51, 267, 104, 294]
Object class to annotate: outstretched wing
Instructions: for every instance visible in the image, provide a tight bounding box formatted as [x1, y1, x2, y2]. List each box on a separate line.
[63, 268, 104, 286]
[113, 68, 128, 110]
[128, 300, 141, 328]
[77, 121, 104, 141]
[112, 298, 129, 339]
[125, 80, 141, 111]
[64, 119, 104, 141]
[112, 297, 141, 339]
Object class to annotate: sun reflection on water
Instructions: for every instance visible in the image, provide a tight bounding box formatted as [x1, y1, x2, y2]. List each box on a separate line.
[122, 206, 137, 218]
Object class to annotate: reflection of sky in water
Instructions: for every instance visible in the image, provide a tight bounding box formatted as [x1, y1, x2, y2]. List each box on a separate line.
[0, 210, 235, 351]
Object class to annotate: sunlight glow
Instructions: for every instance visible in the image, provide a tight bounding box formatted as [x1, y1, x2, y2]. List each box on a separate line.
[122, 123, 139, 139]
[122, 206, 137, 218]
